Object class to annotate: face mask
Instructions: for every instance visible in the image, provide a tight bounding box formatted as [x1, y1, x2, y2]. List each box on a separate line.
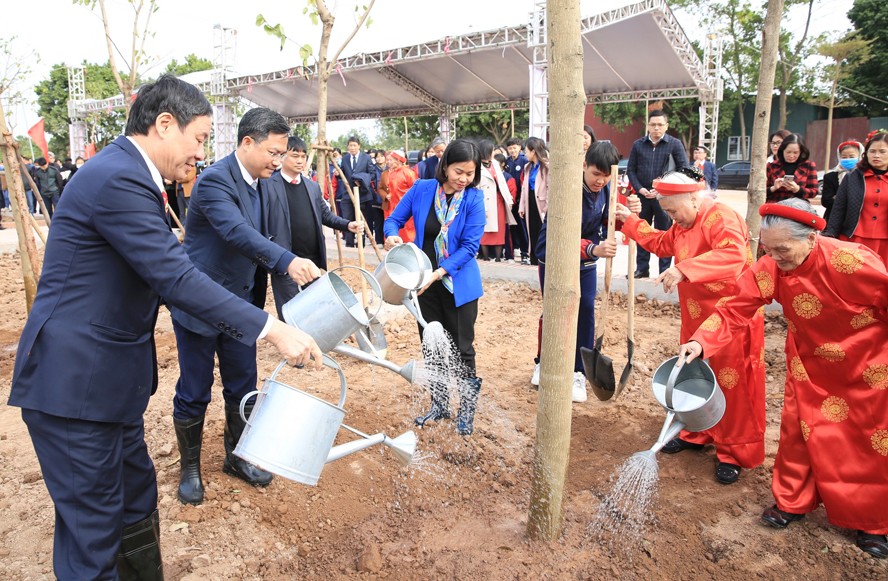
[839, 158, 858, 171]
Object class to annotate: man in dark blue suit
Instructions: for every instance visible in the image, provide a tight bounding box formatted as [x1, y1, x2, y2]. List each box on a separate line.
[266, 136, 362, 317]
[170, 108, 322, 505]
[8, 76, 322, 580]
[340, 135, 376, 247]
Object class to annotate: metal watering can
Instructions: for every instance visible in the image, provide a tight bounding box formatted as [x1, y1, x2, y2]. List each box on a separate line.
[373, 243, 432, 328]
[281, 266, 383, 353]
[636, 355, 725, 462]
[233, 355, 417, 486]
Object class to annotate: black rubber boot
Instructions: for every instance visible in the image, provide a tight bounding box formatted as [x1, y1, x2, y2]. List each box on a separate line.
[173, 415, 205, 505]
[456, 377, 482, 435]
[414, 380, 451, 427]
[223, 403, 273, 486]
[117, 509, 164, 581]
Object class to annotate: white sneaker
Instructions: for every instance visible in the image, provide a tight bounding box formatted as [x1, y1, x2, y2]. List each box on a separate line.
[572, 372, 588, 402]
[530, 363, 540, 386]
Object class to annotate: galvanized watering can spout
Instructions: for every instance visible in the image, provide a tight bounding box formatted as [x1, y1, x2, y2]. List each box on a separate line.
[403, 290, 429, 329]
[648, 411, 685, 455]
[332, 343, 417, 383]
[326, 424, 418, 465]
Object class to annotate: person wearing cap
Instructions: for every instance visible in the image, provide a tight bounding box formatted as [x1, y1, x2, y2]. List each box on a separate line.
[820, 139, 864, 223]
[823, 130, 888, 267]
[616, 166, 766, 485]
[692, 144, 718, 191]
[678, 198, 888, 558]
[382, 149, 418, 241]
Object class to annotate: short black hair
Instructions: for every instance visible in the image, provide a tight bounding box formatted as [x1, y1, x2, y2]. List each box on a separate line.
[287, 135, 307, 153]
[585, 141, 620, 174]
[477, 139, 495, 161]
[435, 138, 482, 189]
[237, 107, 290, 145]
[347, 135, 361, 146]
[777, 133, 810, 164]
[505, 137, 523, 148]
[125, 74, 212, 137]
[648, 109, 668, 122]
[35, 157, 47, 166]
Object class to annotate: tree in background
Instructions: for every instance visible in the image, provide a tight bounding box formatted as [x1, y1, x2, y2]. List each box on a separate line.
[454, 109, 530, 144]
[74, 0, 158, 118]
[376, 114, 439, 152]
[844, 0, 888, 117]
[164, 54, 213, 76]
[816, 33, 871, 169]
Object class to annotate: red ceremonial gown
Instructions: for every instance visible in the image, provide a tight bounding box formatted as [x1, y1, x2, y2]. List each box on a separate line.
[691, 236, 888, 533]
[622, 198, 766, 468]
[385, 166, 418, 242]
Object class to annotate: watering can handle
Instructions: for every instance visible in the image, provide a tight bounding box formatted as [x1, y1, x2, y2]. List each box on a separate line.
[665, 353, 686, 410]
[270, 354, 349, 408]
[330, 265, 384, 323]
[239, 390, 261, 423]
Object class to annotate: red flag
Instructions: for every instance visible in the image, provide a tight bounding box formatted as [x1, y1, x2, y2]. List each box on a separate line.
[84, 143, 97, 159]
[27, 119, 49, 159]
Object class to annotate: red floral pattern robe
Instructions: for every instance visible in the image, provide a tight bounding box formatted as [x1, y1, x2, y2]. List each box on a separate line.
[623, 198, 766, 468]
[691, 236, 888, 533]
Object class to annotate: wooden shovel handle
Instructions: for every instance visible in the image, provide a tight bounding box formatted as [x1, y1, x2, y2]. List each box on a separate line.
[597, 165, 619, 341]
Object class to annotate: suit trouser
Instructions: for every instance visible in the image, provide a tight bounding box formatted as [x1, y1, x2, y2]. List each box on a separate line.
[417, 280, 478, 375]
[339, 198, 356, 246]
[535, 262, 597, 373]
[172, 320, 258, 420]
[22, 409, 157, 581]
[636, 196, 673, 273]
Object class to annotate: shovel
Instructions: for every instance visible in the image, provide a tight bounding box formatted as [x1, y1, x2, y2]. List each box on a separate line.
[615, 238, 636, 398]
[581, 165, 619, 401]
[348, 185, 388, 358]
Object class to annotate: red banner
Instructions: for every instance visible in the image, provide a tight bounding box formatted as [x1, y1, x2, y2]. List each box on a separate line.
[27, 119, 49, 160]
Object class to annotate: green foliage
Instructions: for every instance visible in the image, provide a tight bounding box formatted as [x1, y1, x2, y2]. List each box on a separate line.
[845, 0, 888, 116]
[376, 115, 440, 152]
[455, 110, 529, 144]
[329, 128, 373, 151]
[34, 61, 125, 155]
[164, 54, 213, 77]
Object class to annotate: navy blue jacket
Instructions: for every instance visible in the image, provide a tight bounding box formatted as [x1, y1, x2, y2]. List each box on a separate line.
[384, 179, 485, 307]
[504, 153, 528, 193]
[265, 170, 350, 317]
[536, 181, 611, 270]
[170, 152, 295, 337]
[9, 137, 267, 422]
[341, 151, 376, 204]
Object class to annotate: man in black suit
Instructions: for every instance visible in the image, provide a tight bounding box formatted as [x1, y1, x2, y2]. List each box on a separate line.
[170, 109, 322, 506]
[266, 136, 362, 317]
[8, 75, 321, 580]
[339, 135, 376, 247]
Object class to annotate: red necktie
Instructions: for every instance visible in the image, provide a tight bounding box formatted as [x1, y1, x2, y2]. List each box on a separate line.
[290, 178, 300, 185]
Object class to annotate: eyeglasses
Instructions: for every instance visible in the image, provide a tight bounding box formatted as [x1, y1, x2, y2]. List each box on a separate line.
[770, 141, 783, 146]
[265, 150, 285, 161]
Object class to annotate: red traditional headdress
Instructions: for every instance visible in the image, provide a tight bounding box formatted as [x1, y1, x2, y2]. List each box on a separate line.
[865, 129, 887, 145]
[388, 150, 407, 163]
[652, 166, 706, 196]
[759, 203, 826, 230]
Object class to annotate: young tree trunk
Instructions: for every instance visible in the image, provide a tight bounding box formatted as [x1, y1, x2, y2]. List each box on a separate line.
[737, 100, 747, 160]
[0, 104, 40, 312]
[747, 0, 786, 256]
[526, 0, 584, 541]
[824, 68, 840, 170]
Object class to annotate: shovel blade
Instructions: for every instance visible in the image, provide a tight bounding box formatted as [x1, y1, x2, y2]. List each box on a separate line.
[615, 338, 635, 399]
[581, 346, 616, 401]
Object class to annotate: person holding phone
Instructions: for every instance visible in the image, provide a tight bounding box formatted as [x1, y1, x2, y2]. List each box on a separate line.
[766, 133, 818, 202]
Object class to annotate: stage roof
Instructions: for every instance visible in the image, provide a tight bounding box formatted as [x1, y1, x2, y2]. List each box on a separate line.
[198, 0, 714, 124]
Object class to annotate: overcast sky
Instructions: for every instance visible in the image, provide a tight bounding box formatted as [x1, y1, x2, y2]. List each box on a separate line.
[1, 0, 853, 140]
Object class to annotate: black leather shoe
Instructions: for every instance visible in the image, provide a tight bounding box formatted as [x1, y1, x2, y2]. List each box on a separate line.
[761, 505, 805, 529]
[715, 462, 741, 484]
[661, 437, 705, 454]
[633, 269, 650, 279]
[857, 532, 888, 559]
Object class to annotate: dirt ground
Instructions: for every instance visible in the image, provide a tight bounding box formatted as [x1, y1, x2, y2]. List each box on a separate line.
[0, 248, 885, 581]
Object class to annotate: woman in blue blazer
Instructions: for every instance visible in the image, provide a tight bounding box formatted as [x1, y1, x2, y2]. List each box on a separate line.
[384, 139, 485, 435]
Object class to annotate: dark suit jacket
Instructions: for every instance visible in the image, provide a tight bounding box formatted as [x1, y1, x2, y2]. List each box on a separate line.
[8, 136, 267, 423]
[341, 151, 376, 204]
[170, 152, 296, 337]
[265, 171, 351, 318]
